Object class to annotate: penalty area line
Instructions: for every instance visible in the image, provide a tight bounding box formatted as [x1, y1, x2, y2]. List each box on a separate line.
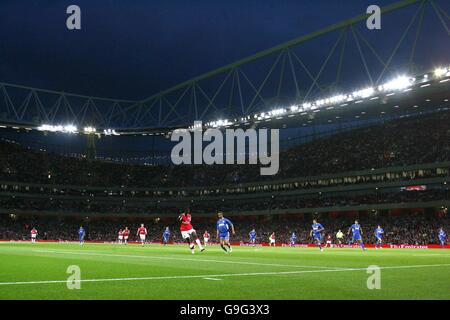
[0, 264, 449, 286]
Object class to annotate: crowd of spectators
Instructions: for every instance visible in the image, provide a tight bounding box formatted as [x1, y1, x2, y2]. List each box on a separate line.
[1, 110, 449, 188]
[0, 188, 447, 214]
[0, 213, 447, 245]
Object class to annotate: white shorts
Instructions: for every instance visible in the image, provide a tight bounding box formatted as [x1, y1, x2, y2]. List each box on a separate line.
[118, 236, 123, 240]
[124, 236, 128, 240]
[326, 241, 332, 244]
[204, 238, 209, 243]
[181, 229, 196, 239]
[139, 234, 146, 241]
[270, 239, 275, 244]
[31, 234, 37, 239]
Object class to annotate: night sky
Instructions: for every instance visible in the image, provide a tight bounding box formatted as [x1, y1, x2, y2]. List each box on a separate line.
[0, 0, 432, 101]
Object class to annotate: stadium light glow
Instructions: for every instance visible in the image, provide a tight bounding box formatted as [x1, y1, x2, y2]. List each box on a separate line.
[64, 125, 77, 133]
[84, 126, 97, 134]
[290, 105, 299, 112]
[103, 129, 119, 135]
[434, 67, 448, 78]
[352, 87, 375, 99]
[209, 119, 231, 127]
[302, 103, 312, 110]
[37, 124, 77, 133]
[328, 94, 346, 104]
[380, 76, 413, 91]
[270, 108, 285, 116]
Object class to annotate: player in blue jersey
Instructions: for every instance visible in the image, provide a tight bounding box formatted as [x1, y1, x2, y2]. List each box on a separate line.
[162, 227, 171, 245]
[78, 226, 85, 245]
[310, 219, 324, 251]
[348, 220, 366, 250]
[249, 229, 256, 246]
[439, 228, 446, 247]
[290, 232, 297, 247]
[374, 225, 384, 250]
[216, 212, 235, 253]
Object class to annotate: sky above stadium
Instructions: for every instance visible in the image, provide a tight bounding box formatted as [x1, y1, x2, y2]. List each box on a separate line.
[0, 0, 423, 101]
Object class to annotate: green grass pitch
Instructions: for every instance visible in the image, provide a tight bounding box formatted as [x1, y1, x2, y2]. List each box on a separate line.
[0, 242, 449, 300]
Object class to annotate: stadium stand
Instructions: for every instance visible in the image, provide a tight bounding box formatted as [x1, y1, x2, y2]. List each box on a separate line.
[1, 110, 449, 188]
[0, 110, 449, 244]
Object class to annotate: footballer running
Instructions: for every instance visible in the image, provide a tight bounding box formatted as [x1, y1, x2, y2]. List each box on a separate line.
[216, 212, 235, 253]
[179, 210, 205, 254]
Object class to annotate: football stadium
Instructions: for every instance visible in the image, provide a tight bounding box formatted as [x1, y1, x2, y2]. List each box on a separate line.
[0, 0, 449, 303]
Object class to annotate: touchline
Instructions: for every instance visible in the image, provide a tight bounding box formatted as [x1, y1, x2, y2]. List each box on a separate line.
[170, 121, 279, 176]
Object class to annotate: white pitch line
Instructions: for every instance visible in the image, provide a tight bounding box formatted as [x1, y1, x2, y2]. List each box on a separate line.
[413, 253, 450, 257]
[203, 278, 223, 281]
[30, 249, 348, 270]
[0, 264, 449, 286]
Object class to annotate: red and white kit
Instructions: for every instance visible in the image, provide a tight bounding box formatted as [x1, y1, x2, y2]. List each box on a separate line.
[137, 226, 147, 241]
[326, 235, 332, 247]
[123, 229, 129, 240]
[203, 232, 210, 244]
[31, 228, 38, 239]
[180, 213, 196, 239]
[118, 230, 123, 240]
[270, 233, 275, 245]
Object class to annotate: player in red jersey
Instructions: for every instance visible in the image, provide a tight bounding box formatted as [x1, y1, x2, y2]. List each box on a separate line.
[136, 224, 147, 246]
[203, 231, 210, 246]
[123, 227, 130, 245]
[326, 234, 333, 248]
[118, 229, 123, 244]
[178, 211, 204, 254]
[30, 227, 38, 243]
[269, 232, 275, 246]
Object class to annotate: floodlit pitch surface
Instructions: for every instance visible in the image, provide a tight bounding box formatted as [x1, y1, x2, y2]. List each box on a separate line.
[0, 243, 449, 300]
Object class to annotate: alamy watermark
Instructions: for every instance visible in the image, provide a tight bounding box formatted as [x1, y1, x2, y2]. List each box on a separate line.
[367, 5, 381, 30]
[65, 4, 380, 31]
[170, 121, 279, 176]
[366, 265, 381, 289]
[66, 265, 81, 289]
[66, 5, 81, 30]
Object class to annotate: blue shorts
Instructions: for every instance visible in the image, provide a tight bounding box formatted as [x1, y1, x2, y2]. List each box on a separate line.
[79, 235, 85, 241]
[439, 237, 445, 242]
[313, 234, 322, 241]
[352, 235, 361, 241]
[219, 233, 230, 241]
[375, 236, 382, 241]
